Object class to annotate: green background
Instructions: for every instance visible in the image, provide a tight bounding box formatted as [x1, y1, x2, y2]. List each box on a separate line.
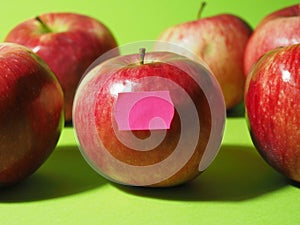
[1, 0, 300, 224]
[0, 0, 299, 45]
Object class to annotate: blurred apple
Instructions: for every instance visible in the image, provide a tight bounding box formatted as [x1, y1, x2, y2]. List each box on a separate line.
[0, 42, 64, 187]
[245, 44, 300, 182]
[4, 12, 118, 122]
[73, 45, 226, 187]
[256, 4, 300, 29]
[157, 3, 252, 109]
[244, 4, 300, 76]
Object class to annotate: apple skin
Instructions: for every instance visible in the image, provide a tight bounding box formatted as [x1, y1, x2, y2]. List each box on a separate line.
[73, 50, 225, 187]
[4, 12, 118, 122]
[244, 4, 300, 77]
[245, 44, 300, 182]
[0, 42, 64, 187]
[157, 14, 252, 109]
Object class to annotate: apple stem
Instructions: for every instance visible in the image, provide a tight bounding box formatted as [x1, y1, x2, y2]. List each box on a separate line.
[35, 16, 52, 33]
[139, 48, 146, 65]
[197, 2, 207, 19]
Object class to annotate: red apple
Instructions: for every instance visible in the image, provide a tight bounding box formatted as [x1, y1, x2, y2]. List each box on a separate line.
[4, 12, 118, 122]
[244, 4, 300, 77]
[0, 42, 64, 187]
[157, 3, 252, 109]
[245, 43, 300, 182]
[72, 43, 226, 187]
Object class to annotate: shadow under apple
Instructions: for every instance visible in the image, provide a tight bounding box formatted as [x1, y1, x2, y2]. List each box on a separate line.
[0, 145, 107, 202]
[226, 101, 245, 118]
[114, 144, 289, 201]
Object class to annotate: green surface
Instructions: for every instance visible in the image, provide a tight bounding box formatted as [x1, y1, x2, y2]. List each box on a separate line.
[1, 0, 300, 224]
[1, 117, 299, 225]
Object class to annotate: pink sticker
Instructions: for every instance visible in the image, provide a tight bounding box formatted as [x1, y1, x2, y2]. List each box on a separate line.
[114, 91, 174, 130]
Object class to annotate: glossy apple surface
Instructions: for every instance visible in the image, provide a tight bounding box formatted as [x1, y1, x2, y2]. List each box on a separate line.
[244, 4, 300, 76]
[157, 11, 252, 109]
[0, 42, 64, 187]
[245, 44, 300, 182]
[5, 12, 118, 122]
[73, 47, 226, 187]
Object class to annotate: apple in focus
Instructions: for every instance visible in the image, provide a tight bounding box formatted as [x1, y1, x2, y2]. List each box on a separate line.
[4, 12, 118, 122]
[244, 4, 300, 77]
[0, 42, 64, 187]
[73, 47, 226, 187]
[245, 43, 300, 182]
[157, 4, 252, 109]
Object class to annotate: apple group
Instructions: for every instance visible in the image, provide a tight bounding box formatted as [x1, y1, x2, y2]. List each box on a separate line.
[4, 12, 118, 122]
[244, 4, 300, 183]
[1, 3, 299, 187]
[0, 12, 118, 186]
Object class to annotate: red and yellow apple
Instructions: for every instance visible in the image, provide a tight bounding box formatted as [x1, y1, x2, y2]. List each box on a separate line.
[157, 4, 252, 109]
[0, 42, 64, 187]
[245, 43, 300, 182]
[244, 4, 300, 77]
[72, 44, 226, 187]
[4, 12, 118, 122]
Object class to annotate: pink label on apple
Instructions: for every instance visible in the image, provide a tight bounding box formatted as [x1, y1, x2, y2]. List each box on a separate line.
[114, 91, 174, 130]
